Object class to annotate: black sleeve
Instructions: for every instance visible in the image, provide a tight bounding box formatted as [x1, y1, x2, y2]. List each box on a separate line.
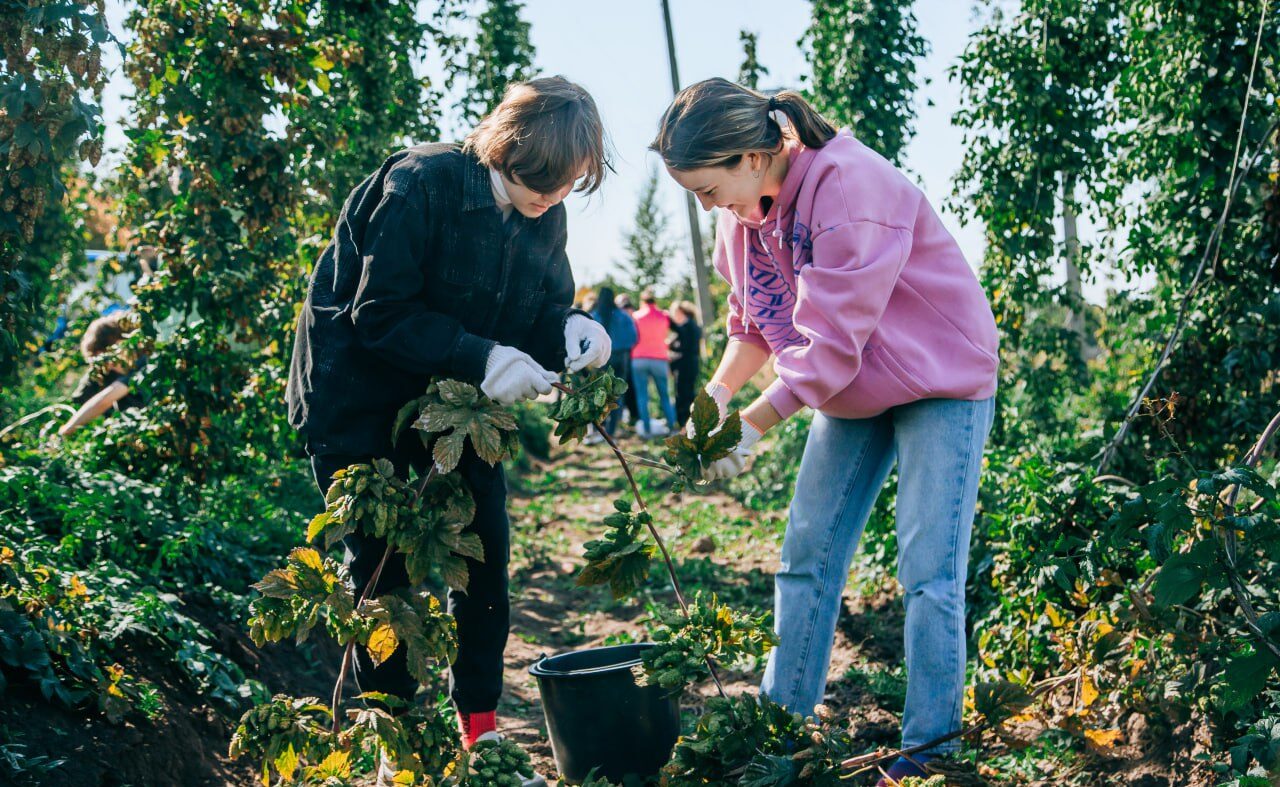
[350, 192, 495, 383]
[520, 229, 587, 373]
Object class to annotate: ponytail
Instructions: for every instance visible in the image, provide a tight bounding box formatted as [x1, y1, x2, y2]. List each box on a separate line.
[650, 78, 837, 171]
[768, 90, 838, 151]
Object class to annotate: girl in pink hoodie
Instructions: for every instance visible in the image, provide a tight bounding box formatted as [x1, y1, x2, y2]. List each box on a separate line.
[652, 78, 998, 784]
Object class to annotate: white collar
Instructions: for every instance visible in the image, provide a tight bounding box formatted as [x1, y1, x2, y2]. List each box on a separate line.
[488, 167, 513, 210]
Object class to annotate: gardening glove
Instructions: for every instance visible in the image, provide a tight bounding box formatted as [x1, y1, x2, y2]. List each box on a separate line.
[686, 380, 733, 438]
[702, 418, 764, 482]
[563, 314, 611, 372]
[481, 344, 558, 405]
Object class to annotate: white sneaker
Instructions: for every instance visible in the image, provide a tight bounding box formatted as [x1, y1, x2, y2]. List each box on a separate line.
[635, 421, 648, 438]
[583, 426, 605, 445]
[473, 732, 548, 787]
[650, 419, 670, 436]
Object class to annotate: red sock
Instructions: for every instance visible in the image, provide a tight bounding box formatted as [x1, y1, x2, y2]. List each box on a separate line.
[457, 710, 497, 749]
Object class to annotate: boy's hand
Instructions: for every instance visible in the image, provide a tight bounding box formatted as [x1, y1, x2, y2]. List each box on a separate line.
[482, 345, 559, 405]
[564, 314, 611, 372]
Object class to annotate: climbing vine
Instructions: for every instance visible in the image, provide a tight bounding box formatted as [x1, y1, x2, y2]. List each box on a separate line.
[799, 0, 928, 165]
[0, 0, 110, 381]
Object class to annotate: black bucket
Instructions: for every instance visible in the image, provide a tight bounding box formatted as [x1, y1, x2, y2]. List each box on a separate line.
[529, 643, 681, 784]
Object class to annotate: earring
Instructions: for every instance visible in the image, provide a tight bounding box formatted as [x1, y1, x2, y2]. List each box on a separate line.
[753, 168, 761, 179]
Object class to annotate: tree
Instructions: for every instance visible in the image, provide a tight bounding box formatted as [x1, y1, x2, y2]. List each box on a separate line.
[800, 0, 928, 165]
[950, 0, 1123, 446]
[436, 0, 536, 130]
[738, 30, 768, 90]
[304, 0, 441, 213]
[108, 0, 342, 478]
[621, 168, 677, 295]
[0, 0, 111, 383]
[1099, 0, 1280, 470]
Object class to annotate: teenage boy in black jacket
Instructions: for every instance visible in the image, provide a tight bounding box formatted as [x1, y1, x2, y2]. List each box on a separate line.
[287, 77, 612, 784]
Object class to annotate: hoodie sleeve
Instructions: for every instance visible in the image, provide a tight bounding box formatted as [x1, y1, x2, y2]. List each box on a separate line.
[762, 219, 913, 419]
[712, 221, 770, 353]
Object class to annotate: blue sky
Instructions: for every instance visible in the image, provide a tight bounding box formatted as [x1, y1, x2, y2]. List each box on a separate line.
[97, 1, 987, 287]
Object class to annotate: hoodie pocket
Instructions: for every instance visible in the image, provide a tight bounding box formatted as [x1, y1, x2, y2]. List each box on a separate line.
[874, 344, 931, 398]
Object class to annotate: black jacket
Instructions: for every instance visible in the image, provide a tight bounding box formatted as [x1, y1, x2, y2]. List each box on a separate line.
[287, 143, 582, 456]
[670, 320, 702, 374]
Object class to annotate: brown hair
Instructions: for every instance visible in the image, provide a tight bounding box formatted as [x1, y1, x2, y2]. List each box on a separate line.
[464, 75, 612, 195]
[675, 300, 699, 321]
[640, 288, 657, 305]
[80, 311, 130, 360]
[650, 77, 837, 171]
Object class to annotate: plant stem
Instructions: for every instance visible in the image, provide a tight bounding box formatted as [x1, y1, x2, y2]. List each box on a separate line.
[330, 465, 439, 733]
[839, 672, 1077, 774]
[555, 380, 728, 698]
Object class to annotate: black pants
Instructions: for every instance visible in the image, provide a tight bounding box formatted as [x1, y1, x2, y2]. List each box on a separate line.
[673, 362, 698, 428]
[311, 440, 510, 714]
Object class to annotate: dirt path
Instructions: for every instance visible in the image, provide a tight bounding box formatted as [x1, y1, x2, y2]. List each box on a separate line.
[495, 437, 913, 784]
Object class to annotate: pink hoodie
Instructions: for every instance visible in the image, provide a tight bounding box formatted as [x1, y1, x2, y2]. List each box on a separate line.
[714, 129, 999, 421]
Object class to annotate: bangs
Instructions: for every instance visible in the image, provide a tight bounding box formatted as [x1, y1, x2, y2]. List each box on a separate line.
[465, 76, 612, 196]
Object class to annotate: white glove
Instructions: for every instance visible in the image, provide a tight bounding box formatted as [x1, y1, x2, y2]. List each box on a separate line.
[564, 314, 612, 373]
[702, 419, 764, 482]
[481, 345, 558, 405]
[686, 381, 733, 438]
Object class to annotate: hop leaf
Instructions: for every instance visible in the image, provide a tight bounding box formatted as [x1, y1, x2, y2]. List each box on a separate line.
[249, 548, 357, 645]
[361, 590, 458, 683]
[409, 381, 520, 471]
[663, 389, 742, 485]
[575, 499, 657, 599]
[972, 679, 1035, 727]
[635, 592, 777, 691]
[395, 471, 482, 590]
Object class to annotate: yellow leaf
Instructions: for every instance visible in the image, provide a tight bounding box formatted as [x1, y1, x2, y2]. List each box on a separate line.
[0, 546, 13, 564]
[68, 576, 89, 598]
[1045, 602, 1065, 628]
[275, 744, 299, 781]
[316, 72, 331, 94]
[1128, 658, 1146, 680]
[310, 53, 335, 71]
[305, 513, 329, 544]
[292, 547, 323, 572]
[1083, 728, 1123, 751]
[310, 750, 351, 778]
[1080, 673, 1099, 708]
[367, 624, 399, 666]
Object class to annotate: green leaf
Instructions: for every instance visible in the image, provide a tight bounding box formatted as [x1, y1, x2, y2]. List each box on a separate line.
[1151, 548, 1211, 607]
[1217, 648, 1280, 711]
[972, 679, 1034, 726]
[433, 430, 466, 474]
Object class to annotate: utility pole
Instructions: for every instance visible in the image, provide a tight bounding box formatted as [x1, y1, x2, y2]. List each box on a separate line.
[660, 0, 716, 325]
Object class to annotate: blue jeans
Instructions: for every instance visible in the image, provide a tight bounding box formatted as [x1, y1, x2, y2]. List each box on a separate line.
[631, 357, 676, 432]
[760, 396, 995, 754]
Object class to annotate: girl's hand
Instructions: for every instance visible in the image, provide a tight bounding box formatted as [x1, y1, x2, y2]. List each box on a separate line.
[686, 381, 732, 438]
[702, 418, 763, 481]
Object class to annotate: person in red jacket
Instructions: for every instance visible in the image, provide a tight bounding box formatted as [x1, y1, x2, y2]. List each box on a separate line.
[629, 289, 678, 437]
